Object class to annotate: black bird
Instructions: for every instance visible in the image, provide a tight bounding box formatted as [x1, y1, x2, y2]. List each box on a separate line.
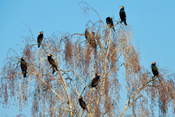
[151, 62, 159, 77]
[90, 73, 100, 88]
[20, 57, 27, 78]
[37, 31, 44, 48]
[85, 28, 97, 50]
[79, 96, 88, 112]
[119, 6, 127, 25]
[106, 17, 115, 31]
[48, 54, 58, 74]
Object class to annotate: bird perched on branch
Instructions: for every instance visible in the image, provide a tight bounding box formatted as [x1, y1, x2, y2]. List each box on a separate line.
[79, 96, 88, 112]
[20, 57, 27, 78]
[119, 6, 127, 25]
[106, 17, 115, 31]
[151, 62, 159, 77]
[37, 31, 44, 48]
[48, 54, 58, 74]
[90, 73, 100, 88]
[85, 28, 97, 51]
[151, 62, 161, 82]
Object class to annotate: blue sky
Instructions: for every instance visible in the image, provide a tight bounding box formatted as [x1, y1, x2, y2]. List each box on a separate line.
[0, 0, 175, 116]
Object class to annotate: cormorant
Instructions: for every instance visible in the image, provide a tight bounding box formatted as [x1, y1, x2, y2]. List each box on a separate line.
[79, 96, 88, 112]
[85, 28, 97, 50]
[119, 6, 127, 25]
[37, 31, 44, 48]
[48, 54, 58, 74]
[106, 17, 115, 31]
[21, 57, 27, 78]
[90, 73, 100, 88]
[151, 62, 159, 77]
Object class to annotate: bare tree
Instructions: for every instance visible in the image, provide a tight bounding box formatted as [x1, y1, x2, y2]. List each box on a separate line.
[1, 2, 175, 117]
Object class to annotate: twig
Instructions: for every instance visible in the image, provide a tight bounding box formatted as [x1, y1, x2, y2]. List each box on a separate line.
[119, 76, 155, 116]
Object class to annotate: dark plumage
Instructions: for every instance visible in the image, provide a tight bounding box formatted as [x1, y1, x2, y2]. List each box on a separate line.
[106, 17, 115, 31]
[79, 96, 88, 112]
[90, 73, 100, 88]
[85, 28, 97, 50]
[119, 6, 127, 25]
[151, 62, 159, 76]
[48, 54, 58, 74]
[20, 57, 27, 78]
[37, 31, 44, 48]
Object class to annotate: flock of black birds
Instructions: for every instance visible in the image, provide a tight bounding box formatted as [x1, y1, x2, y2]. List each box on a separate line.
[20, 6, 160, 113]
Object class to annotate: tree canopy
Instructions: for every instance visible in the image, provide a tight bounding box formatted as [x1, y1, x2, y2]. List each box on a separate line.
[1, 2, 175, 117]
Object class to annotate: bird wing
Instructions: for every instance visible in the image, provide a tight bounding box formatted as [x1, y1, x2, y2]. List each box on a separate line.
[92, 77, 99, 83]
[120, 10, 126, 19]
[91, 77, 99, 86]
[80, 99, 87, 109]
[106, 18, 112, 25]
[37, 34, 43, 43]
[21, 61, 27, 71]
[50, 58, 57, 68]
[152, 65, 159, 75]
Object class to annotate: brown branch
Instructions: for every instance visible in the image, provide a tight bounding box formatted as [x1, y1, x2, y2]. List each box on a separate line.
[119, 76, 155, 116]
[36, 76, 66, 103]
[119, 95, 143, 117]
[57, 66, 73, 116]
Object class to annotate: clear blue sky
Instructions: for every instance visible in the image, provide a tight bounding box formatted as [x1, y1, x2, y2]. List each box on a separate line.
[0, 0, 175, 116]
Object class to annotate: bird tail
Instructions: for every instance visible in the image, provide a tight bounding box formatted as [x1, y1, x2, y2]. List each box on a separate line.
[38, 44, 40, 48]
[52, 69, 55, 74]
[23, 73, 26, 78]
[124, 21, 127, 25]
[113, 27, 115, 32]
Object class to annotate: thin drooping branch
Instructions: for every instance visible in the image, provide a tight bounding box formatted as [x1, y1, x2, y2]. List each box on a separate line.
[79, 1, 103, 23]
[119, 76, 156, 116]
[36, 76, 66, 103]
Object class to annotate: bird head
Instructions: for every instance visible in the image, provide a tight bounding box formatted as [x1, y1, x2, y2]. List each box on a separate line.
[79, 96, 82, 99]
[96, 73, 100, 76]
[39, 31, 43, 34]
[48, 54, 52, 57]
[152, 62, 156, 65]
[21, 57, 25, 60]
[120, 6, 124, 9]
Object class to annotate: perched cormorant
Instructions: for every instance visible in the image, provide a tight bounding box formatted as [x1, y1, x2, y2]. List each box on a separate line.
[37, 31, 44, 48]
[85, 28, 97, 50]
[151, 62, 159, 77]
[48, 54, 58, 74]
[20, 57, 27, 78]
[119, 6, 127, 25]
[79, 96, 88, 112]
[106, 17, 115, 31]
[90, 73, 100, 88]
